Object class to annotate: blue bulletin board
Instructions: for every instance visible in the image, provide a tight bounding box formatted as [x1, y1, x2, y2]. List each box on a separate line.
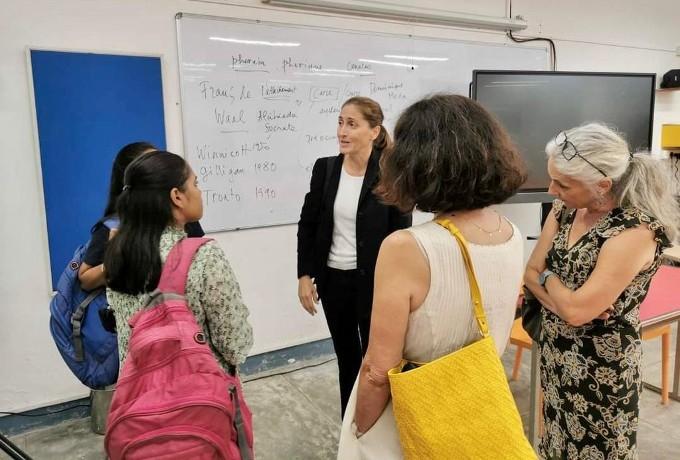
[30, 50, 166, 288]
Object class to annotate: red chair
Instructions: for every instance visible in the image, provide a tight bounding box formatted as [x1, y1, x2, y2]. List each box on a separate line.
[639, 264, 680, 405]
[512, 265, 680, 405]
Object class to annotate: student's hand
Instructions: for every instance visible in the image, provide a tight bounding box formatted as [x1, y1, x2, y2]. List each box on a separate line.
[298, 276, 319, 315]
[596, 305, 615, 321]
[108, 228, 118, 240]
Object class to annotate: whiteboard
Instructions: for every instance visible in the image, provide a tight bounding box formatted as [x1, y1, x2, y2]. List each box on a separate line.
[176, 14, 547, 232]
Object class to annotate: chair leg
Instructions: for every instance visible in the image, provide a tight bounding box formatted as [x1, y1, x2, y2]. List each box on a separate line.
[662, 331, 670, 405]
[512, 346, 524, 381]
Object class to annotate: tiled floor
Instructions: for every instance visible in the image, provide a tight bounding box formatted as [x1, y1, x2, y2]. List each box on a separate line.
[6, 325, 679, 459]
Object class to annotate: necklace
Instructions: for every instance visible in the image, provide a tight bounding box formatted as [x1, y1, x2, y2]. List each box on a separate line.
[463, 212, 503, 238]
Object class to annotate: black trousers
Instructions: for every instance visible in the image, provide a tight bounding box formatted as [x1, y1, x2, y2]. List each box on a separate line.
[321, 267, 370, 417]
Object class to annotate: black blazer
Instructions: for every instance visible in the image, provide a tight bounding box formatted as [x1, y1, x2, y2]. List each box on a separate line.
[297, 149, 412, 317]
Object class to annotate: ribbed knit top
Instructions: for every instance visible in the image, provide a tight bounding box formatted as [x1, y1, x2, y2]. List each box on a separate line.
[403, 219, 524, 362]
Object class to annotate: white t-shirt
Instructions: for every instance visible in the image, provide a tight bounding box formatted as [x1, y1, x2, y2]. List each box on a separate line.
[327, 166, 364, 270]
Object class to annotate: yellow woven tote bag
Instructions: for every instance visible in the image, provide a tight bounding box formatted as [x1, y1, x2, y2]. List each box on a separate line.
[387, 218, 536, 460]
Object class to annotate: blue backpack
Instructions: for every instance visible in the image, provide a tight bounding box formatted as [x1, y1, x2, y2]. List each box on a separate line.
[49, 218, 119, 389]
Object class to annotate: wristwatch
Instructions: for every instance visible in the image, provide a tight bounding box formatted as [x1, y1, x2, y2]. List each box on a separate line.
[538, 269, 556, 287]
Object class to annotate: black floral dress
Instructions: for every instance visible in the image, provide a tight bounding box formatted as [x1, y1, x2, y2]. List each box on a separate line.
[538, 200, 670, 460]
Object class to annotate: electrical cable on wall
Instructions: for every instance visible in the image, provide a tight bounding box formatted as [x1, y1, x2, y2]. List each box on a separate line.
[508, 30, 556, 70]
[507, 0, 557, 70]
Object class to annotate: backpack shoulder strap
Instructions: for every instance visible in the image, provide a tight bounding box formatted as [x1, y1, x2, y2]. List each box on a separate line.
[102, 217, 120, 229]
[157, 237, 212, 295]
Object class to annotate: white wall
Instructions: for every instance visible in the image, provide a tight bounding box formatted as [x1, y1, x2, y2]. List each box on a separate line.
[1, 0, 678, 412]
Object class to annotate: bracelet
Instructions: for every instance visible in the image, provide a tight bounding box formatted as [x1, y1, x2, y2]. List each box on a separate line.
[363, 362, 389, 387]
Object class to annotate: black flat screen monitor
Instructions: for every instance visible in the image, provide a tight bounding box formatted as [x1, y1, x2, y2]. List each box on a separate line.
[471, 71, 655, 202]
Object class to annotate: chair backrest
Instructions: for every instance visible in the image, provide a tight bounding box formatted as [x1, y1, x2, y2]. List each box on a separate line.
[639, 265, 680, 325]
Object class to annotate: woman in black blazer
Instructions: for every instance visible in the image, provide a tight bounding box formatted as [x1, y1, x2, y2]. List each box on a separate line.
[297, 97, 412, 416]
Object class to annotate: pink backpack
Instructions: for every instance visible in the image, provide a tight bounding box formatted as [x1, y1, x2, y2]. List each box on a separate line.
[105, 238, 254, 460]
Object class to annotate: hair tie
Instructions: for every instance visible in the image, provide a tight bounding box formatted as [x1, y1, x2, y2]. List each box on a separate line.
[122, 184, 131, 191]
[629, 152, 635, 161]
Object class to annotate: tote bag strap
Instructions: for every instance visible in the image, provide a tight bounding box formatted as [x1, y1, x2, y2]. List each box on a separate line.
[435, 218, 490, 338]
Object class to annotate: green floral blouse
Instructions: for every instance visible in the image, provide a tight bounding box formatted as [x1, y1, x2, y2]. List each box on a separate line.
[107, 226, 254, 372]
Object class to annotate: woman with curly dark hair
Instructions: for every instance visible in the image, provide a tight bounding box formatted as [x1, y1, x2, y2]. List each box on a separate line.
[338, 94, 528, 458]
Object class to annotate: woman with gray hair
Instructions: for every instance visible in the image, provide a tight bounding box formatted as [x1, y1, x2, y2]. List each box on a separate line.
[524, 122, 678, 459]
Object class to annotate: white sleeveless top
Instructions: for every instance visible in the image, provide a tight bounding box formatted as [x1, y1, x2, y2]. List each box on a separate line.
[404, 219, 524, 362]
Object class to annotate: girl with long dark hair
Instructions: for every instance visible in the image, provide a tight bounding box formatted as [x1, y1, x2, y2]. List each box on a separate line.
[105, 151, 253, 371]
